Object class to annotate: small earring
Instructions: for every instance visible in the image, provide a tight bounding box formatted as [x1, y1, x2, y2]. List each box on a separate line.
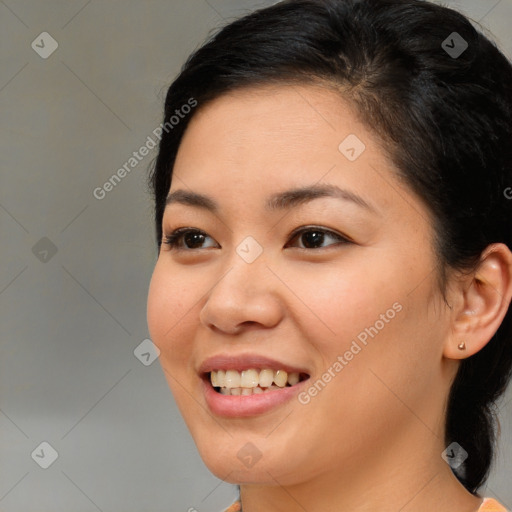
[457, 342, 466, 350]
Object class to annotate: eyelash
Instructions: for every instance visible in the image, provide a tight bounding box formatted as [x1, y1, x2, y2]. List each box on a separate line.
[162, 226, 352, 251]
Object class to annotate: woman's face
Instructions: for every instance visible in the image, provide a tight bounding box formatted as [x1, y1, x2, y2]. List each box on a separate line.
[147, 84, 455, 485]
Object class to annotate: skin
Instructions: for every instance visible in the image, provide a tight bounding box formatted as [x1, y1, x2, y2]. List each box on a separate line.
[146, 84, 512, 512]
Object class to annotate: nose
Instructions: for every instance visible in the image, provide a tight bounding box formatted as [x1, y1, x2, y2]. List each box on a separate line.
[199, 254, 284, 335]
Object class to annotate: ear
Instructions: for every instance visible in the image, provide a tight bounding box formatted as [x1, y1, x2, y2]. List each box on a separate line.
[444, 243, 512, 360]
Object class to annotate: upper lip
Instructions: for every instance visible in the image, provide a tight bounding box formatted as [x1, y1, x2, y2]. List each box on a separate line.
[198, 353, 311, 376]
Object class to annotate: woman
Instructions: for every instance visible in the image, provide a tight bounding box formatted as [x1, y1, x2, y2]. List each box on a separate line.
[146, 0, 512, 510]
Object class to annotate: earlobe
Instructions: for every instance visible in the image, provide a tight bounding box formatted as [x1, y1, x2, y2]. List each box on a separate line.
[444, 243, 512, 360]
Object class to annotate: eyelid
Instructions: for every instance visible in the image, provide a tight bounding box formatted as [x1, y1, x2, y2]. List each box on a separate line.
[286, 225, 353, 246]
[284, 225, 355, 249]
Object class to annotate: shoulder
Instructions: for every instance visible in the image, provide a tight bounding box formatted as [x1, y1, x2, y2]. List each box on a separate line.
[478, 497, 509, 511]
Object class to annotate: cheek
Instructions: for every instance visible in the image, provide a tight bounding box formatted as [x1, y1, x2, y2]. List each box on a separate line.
[147, 261, 199, 356]
[147, 262, 203, 413]
[284, 256, 434, 400]
[281, 259, 398, 346]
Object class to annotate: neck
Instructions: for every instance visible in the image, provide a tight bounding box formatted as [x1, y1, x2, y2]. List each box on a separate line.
[238, 424, 483, 512]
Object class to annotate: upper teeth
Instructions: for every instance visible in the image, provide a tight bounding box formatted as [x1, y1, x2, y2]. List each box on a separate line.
[211, 369, 300, 389]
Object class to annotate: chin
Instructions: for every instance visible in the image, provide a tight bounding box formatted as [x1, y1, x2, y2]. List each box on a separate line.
[197, 438, 302, 486]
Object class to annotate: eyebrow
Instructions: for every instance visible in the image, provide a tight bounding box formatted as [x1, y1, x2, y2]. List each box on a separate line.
[165, 184, 376, 214]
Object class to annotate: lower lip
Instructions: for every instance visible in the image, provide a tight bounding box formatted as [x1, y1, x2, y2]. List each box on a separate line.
[202, 376, 309, 418]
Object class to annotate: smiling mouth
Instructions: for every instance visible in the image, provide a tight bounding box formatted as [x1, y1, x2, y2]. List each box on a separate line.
[207, 369, 310, 396]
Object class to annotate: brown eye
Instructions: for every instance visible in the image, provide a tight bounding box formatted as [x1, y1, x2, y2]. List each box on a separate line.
[163, 228, 219, 250]
[286, 227, 351, 249]
[182, 231, 207, 249]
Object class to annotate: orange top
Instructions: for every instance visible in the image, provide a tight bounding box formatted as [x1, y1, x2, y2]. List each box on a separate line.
[223, 502, 241, 512]
[479, 498, 509, 511]
[223, 497, 508, 512]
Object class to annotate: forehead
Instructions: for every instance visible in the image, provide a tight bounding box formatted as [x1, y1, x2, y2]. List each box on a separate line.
[174, 85, 377, 183]
[169, 84, 426, 225]
[178, 83, 364, 155]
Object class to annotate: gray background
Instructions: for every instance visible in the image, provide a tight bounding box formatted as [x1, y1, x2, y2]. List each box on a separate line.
[1, 1, 511, 511]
